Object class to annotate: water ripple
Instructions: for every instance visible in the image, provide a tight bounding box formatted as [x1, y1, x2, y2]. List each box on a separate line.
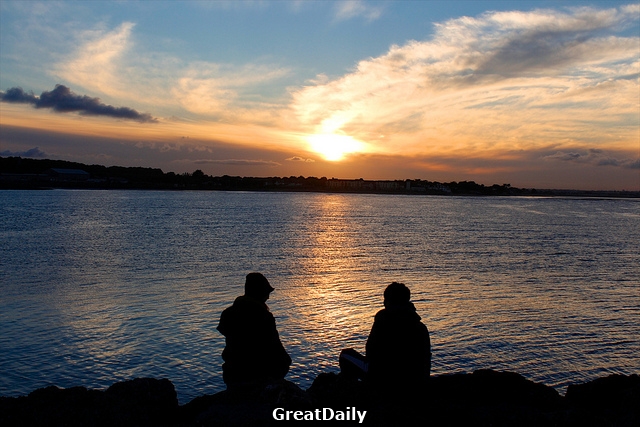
[1, 191, 639, 403]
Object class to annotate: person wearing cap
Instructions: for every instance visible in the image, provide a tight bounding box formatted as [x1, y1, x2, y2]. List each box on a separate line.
[217, 273, 292, 390]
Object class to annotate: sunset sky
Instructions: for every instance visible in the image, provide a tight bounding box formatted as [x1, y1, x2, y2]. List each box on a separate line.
[1, 1, 638, 190]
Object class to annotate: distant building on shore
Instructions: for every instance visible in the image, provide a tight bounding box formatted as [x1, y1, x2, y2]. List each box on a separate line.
[45, 168, 90, 182]
[327, 178, 403, 191]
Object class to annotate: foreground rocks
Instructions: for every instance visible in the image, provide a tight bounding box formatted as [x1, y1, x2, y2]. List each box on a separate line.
[0, 378, 179, 427]
[1, 371, 638, 426]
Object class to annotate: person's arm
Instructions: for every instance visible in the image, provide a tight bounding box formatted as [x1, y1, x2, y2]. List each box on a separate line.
[423, 325, 431, 377]
[365, 313, 383, 363]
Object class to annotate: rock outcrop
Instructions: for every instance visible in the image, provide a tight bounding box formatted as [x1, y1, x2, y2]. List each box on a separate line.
[0, 378, 178, 427]
[1, 371, 638, 426]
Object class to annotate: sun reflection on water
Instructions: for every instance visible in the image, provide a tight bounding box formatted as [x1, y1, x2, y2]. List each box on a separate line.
[273, 195, 383, 383]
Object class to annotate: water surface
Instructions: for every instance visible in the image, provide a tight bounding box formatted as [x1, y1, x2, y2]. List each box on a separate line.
[1, 190, 638, 403]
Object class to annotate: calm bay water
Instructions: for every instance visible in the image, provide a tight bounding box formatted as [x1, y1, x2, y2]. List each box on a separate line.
[1, 190, 639, 404]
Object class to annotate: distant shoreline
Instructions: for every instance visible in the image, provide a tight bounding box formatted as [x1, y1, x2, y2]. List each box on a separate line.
[2, 156, 639, 198]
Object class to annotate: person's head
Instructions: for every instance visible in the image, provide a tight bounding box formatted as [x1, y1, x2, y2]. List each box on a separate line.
[383, 282, 411, 308]
[245, 272, 274, 302]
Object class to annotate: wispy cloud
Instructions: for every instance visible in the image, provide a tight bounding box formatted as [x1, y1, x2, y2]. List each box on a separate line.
[172, 62, 290, 116]
[292, 4, 639, 158]
[334, 1, 383, 22]
[53, 22, 136, 101]
[0, 85, 157, 123]
[52, 21, 290, 121]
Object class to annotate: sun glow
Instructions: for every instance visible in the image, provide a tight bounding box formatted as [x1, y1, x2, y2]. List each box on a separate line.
[306, 133, 365, 161]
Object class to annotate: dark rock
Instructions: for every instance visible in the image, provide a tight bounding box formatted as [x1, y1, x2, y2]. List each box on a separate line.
[565, 374, 640, 427]
[427, 370, 564, 427]
[566, 374, 640, 408]
[430, 369, 562, 407]
[2, 372, 639, 426]
[0, 378, 178, 427]
[307, 370, 564, 426]
[307, 372, 367, 407]
[181, 379, 311, 426]
[182, 390, 273, 427]
[103, 378, 179, 426]
[0, 385, 103, 427]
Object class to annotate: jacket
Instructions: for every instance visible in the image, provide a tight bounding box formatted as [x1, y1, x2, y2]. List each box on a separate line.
[365, 302, 431, 386]
[217, 295, 291, 385]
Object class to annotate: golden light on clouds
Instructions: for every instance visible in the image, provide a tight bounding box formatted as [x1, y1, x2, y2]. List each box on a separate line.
[0, 103, 302, 153]
[40, 2, 640, 160]
[290, 5, 640, 159]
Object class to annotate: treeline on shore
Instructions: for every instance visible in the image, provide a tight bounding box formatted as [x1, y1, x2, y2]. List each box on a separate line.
[1, 156, 637, 198]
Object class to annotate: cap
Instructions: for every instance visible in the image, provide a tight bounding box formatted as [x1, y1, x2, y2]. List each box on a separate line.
[245, 272, 275, 296]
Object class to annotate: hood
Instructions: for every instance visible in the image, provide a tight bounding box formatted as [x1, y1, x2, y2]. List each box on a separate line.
[379, 301, 422, 322]
[233, 294, 269, 311]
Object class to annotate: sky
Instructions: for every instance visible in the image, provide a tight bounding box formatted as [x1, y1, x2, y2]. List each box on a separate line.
[0, 1, 638, 190]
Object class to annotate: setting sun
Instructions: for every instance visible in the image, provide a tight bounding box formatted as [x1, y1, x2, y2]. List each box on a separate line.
[306, 133, 365, 161]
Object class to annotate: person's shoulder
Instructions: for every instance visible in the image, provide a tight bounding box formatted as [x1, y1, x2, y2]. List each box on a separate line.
[220, 303, 235, 317]
[233, 295, 260, 309]
[217, 304, 236, 333]
[373, 308, 389, 324]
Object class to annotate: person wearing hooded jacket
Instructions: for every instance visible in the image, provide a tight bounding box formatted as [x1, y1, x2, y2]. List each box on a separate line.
[338, 282, 431, 389]
[365, 282, 431, 387]
[217, 273, 291, 390]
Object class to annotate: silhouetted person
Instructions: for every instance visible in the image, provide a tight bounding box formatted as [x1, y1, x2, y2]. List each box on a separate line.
[366, 282, 431, 389]
[339, 282, 431, 392]
[217, 273, 291, 391]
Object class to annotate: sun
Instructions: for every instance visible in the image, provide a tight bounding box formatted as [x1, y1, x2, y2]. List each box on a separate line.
[306, 133, 365, 161]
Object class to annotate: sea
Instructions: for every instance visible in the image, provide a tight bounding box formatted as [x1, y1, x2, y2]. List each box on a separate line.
[1, 189, 638, 404]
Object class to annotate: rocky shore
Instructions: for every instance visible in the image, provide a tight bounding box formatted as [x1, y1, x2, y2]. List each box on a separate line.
[1, 370, 638, 426]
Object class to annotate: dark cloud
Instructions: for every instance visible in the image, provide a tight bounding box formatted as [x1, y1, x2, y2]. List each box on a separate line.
[544, 149, 638, 169]
[0, 85, 157, 123]
[546, 151, 584, 162]
[476, 31, 593, 77]
[0, 87, 39, 104]
[597, 158, 622, 167]
[0, 146, 47, 158]
[286, 156, 315, 162]
[438, 6, 639, 85]
[194, 159, 281, 166]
